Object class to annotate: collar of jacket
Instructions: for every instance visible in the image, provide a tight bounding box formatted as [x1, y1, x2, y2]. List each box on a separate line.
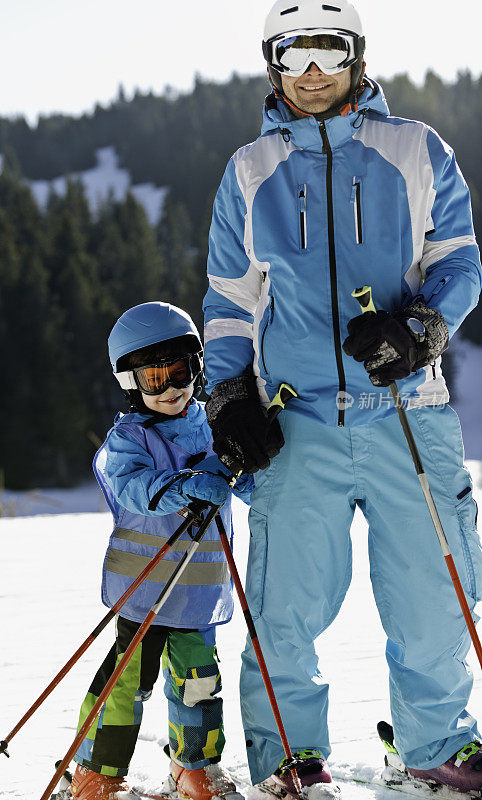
[261, 78, 390, 152]
[113, 399, 208, 446]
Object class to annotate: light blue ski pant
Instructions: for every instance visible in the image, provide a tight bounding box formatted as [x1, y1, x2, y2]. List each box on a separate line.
[240, 405, 482, 784]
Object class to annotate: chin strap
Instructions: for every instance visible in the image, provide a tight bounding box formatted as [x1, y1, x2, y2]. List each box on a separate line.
[267, 65, 314, 120]
[338, 61, 367, 116]
[273, 87, 314, 119]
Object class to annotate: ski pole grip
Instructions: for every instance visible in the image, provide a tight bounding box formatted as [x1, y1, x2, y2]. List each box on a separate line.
[267, 382, 297, 422]
[217, 382, 297, 486]
[352, 285, 376, 314]
[230, 382, 296, 484]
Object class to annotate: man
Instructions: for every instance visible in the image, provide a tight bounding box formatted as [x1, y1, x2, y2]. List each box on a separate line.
[203, 0, 482, 796]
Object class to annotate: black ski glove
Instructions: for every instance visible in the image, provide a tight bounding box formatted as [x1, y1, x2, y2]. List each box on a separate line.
[205, 369, 285, 474]
[343, 303, 449, 387]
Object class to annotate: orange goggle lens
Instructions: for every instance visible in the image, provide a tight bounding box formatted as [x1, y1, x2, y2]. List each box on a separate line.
[134, 358, 192, 395]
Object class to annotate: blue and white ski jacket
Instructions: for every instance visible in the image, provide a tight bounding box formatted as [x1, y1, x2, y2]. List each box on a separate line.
[93, 401, 252, 628]
[203, 80, 481, 426]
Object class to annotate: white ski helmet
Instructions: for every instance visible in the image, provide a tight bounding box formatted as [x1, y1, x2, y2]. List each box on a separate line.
[263, 0, 365, 101]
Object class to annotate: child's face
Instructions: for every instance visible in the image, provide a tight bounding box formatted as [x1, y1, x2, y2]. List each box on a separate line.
[141, 381, 194, 415]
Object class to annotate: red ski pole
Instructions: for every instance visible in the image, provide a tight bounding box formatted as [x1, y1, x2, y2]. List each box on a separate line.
[214, 514, 303, 796]
[215, 383, 303, 795]
[0, 511, 197, 759]
[352, 286, 482, 670]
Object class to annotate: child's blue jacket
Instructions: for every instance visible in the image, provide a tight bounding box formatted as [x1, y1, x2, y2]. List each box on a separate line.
[93, 400, 252, 628]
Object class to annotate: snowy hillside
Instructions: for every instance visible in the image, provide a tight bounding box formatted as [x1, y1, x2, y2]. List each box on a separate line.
[28, 146, 168, 225]
[1, 484, 482, 799]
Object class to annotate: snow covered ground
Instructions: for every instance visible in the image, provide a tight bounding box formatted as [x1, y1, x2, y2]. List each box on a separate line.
[0, 481, 107, 518]
[1, 481, 482, 800]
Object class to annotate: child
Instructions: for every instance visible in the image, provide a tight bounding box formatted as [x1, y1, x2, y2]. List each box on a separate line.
[68, 301, 252, 800]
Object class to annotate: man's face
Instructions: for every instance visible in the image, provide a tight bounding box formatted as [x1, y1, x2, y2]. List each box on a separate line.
[281, 62, 351, 116]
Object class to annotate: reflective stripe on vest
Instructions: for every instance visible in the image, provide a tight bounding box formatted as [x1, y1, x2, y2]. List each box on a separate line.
[105, 549, 231, 586]
[113, 527, 225, 552]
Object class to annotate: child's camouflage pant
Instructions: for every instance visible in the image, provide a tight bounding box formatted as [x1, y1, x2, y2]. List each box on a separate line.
[74, 616, 225, 777]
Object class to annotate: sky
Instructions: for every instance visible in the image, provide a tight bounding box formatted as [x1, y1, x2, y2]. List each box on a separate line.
[1, 0, 481, 123]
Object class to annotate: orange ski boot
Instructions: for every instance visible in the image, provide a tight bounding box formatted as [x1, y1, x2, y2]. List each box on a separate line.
[168, 761, 243, 800]
[69, 764, 140, 799]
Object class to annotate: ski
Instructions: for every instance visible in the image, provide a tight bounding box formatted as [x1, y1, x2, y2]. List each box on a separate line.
[48, 763, 149, 800]
[50, 778, 170, 800]
[257, 776, 341, 800]
[132, 792, 243, 800]
[50, 762, 73, 799]
[49, 763, 244, 800]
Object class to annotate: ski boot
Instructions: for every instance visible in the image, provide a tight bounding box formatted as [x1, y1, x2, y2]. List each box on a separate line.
[166, 759, 244, 800]
[66, 763, 140, 799]
[378, 721, 482, 796]
[407, 741, 482, 794]
[258, 749, 336, 799]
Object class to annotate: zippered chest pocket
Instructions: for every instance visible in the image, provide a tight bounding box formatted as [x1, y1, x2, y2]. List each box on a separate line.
[260, 296, 274, 375]
[351, 177, 363, 244]
[298, 184, 308, 251]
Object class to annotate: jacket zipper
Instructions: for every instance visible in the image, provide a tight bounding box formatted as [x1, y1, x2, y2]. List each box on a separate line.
[320, 122, 346, 427]
[298, 184, 308, 250]
[424, 275, 452, 304]
[261, 296, 274, 374]
[353, 179, 363, 244]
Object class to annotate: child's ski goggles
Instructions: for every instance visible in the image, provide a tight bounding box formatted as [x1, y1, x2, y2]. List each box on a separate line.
[263, 29, 358, 77]
[116, 353, 201, 395]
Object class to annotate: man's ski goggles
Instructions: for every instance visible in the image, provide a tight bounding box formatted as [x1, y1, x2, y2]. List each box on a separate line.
[264, 29, 358, 77]
[116, 353, 201, 395]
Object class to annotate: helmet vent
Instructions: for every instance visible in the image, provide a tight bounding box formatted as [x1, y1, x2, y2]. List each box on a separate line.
[280, 6, 299, 15]
[322, 4, 342, 10]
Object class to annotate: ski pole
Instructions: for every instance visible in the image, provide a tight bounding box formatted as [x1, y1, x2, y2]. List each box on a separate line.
[218, 382, 302, 794]
[39, 491, 237, 800]
[352, 285, 482, 670]
[0, 510, 198, 760]
[214, 508, 303, 796]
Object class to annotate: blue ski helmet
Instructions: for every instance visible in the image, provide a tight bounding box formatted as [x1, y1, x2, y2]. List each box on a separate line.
[108, 302, 202, 373]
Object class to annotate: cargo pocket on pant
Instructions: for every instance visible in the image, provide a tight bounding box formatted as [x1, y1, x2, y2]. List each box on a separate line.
[246, 509, 269, 618]
[455, 489, 482, 604]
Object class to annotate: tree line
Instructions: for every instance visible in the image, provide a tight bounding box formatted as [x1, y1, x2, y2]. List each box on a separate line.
[0, 69, 480, 488]
[0, 163, 204, 488]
